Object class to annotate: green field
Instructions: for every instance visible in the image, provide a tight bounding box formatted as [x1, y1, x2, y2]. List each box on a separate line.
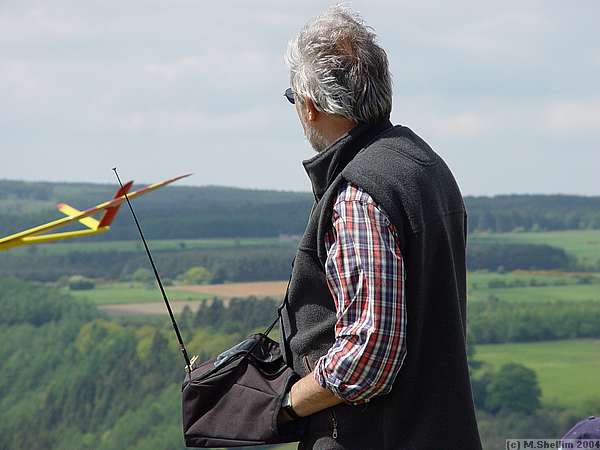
[468, 281, 600, 303]
[476, 339, 600, 410]
[67, 282, 212, 305]
[467, 270, 600, 303]
[10, 237, 298, 255]
[467, 269, 599, 288]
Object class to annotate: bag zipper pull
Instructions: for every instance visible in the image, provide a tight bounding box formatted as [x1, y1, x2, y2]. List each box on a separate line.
[331, 410, 338, 439]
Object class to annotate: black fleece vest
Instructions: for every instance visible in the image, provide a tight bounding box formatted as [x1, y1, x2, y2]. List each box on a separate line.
[279, 120, 482, 450]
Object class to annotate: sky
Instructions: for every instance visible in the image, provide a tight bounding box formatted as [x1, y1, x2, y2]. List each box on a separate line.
[1, 0, 599, 196]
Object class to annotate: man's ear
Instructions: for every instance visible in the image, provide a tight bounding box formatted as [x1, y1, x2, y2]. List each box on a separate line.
[302, 97, 319, 122]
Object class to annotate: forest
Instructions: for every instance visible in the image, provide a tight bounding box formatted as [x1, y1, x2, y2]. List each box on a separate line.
[0, 278, 591, 450]
[0, 277, 257, 450]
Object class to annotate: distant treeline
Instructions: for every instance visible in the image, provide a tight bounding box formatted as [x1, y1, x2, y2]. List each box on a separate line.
[0, 181, 313, 240]
[187, 297, 279, 334]
[2, 180, 600, 240]
[0, 241, 580, 283]
[466, 242, 575, 272]
[465, 194, 600, 232]
[469, 299, 600, 344]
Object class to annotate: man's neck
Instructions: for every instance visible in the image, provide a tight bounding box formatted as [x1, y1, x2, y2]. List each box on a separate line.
[303, 119, 394, 200]
[319, 116, 356, 150]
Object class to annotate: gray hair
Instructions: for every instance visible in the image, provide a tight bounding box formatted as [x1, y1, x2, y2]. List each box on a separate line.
[285, 5, 392, 124]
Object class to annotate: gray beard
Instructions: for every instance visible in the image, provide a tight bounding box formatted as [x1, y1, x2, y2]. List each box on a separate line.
[305, 123, 330, 153]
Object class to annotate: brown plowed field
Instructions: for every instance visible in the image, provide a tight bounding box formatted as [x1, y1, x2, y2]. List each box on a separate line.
[100, 300, 204, 316]
[100, 280, 288, 316]
[174, 281, 288, 299]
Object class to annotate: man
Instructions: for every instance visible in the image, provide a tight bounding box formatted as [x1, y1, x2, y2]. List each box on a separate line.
[277, 6, 482, 450]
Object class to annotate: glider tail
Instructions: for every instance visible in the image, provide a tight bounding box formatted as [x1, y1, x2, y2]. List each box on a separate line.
[98, 180, 134, 228]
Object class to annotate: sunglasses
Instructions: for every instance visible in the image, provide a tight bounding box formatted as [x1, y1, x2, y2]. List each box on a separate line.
[284, 87, 295, 104]
[283, 88, 320, 109]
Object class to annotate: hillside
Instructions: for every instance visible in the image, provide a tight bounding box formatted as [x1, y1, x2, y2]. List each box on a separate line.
[0, 180, 313, 240]
[2, 179, 600, 241]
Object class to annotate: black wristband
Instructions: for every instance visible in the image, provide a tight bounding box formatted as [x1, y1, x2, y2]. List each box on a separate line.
[282, 390, 301, 421]
[284, 403, 301, 420]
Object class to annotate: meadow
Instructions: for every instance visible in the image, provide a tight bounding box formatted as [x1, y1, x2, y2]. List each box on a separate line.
[476, 339, 600, 411]
[467, 279, 600, 303]
[66, 282, 213, 305]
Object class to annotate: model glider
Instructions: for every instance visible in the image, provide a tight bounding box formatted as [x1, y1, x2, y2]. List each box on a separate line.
[0, 174, 191, 251]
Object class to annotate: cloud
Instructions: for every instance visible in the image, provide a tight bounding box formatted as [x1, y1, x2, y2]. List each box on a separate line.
[142, 51, 279, 87]
[541, 100, 600, 135]
[432, 113, 491, 138]
[111, 105, 278, 135]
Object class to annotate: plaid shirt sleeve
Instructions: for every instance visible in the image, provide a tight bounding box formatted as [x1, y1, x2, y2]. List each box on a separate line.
[313, 181, 407, 405]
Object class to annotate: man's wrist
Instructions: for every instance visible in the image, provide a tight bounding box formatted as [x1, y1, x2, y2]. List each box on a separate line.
[281, 389, 301, 420]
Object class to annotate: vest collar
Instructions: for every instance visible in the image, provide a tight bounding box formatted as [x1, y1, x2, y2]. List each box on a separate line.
[302, 119, 393, 201]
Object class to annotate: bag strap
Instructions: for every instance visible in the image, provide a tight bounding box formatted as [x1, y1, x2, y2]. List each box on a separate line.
[262, 256, 295, 337]
[262, 300, 286, 336]
[262, 311, 280, 336]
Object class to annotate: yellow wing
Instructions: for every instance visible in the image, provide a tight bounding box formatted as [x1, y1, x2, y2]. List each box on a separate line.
[56, 204, 101, 230]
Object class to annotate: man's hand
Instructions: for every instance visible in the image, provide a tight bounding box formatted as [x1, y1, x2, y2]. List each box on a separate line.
[278, 370, 344, 423]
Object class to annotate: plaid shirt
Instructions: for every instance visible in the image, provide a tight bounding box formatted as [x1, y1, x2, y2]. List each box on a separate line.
[313, 181, 407, 405]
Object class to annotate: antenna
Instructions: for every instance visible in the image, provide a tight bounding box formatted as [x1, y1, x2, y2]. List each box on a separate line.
[112, 168, 193, 378]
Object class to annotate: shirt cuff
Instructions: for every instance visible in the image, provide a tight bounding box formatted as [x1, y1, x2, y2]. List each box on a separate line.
[312, 354, 369, 405]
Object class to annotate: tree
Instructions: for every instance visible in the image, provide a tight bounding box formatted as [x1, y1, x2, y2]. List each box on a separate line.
[472, 370, 493, 410]
[179, 305, 195, 336]
[194, 298, 226, 328]
[141, 331, 178, 391]
[485, 363, 541, 414]
[178, 266, 213, 285]
[131, 268, 154, 286]
[68, 275, 95, 291]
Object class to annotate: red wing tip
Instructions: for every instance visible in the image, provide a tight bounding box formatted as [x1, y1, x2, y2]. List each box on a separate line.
[56, 203, 66, 209]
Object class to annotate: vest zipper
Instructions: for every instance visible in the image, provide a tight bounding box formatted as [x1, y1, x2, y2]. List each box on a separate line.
[301, 355, 337, 438]
[302, 355, 313, 373]
[300, 354, 338, 438]
[330, 408, 338, 439]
